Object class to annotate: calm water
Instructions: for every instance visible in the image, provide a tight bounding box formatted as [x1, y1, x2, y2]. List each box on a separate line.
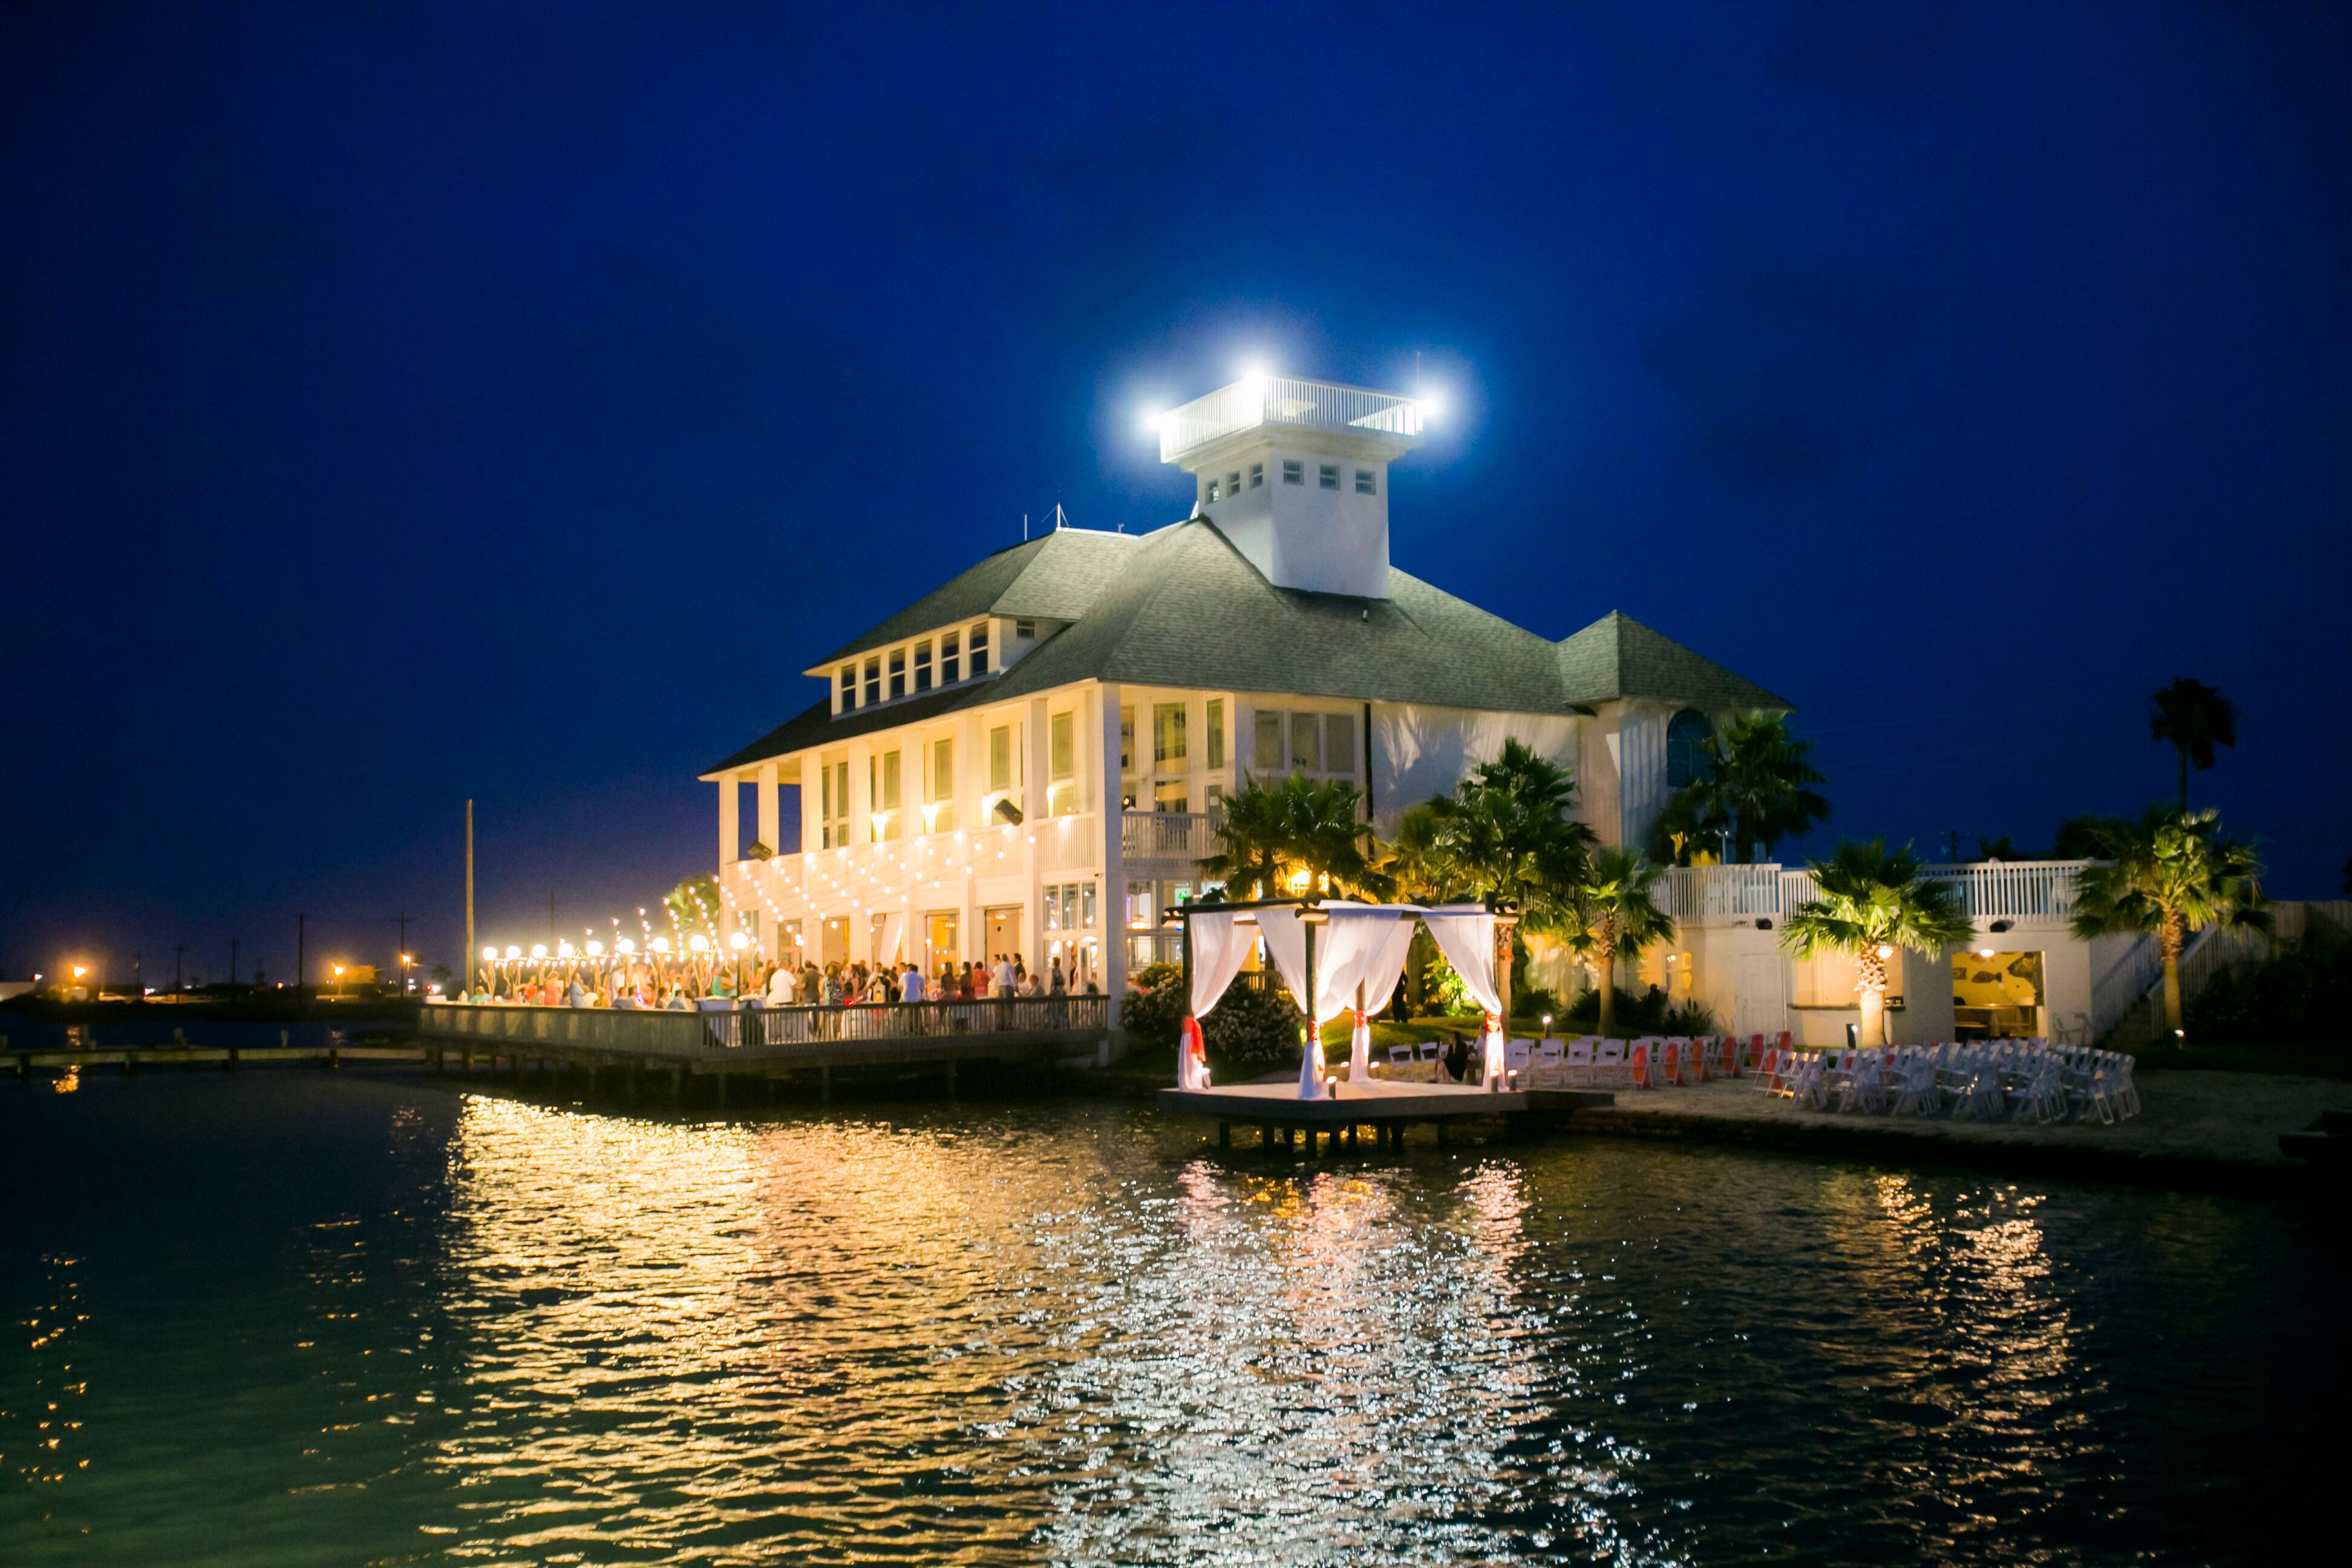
[2, 1073, 2339, 1566]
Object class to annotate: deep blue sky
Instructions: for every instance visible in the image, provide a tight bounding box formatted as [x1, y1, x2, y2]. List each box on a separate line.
[5, 3, 2348, 985]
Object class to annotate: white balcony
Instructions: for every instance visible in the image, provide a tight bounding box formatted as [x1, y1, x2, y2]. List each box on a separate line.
[1121, 811, 1220, 866]
[1157, 375, 1425, 465]
[1662, 860, 2091, 930]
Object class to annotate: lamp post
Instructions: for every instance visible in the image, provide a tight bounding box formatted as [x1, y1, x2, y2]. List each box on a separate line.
[331, 964, 346, 1001]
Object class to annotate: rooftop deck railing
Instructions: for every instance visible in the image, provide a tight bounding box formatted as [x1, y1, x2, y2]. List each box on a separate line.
[1662, 860, 2092, 928]
[1158, 376, 1424, 463]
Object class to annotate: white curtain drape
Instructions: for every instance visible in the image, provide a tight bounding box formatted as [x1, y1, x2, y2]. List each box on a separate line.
[877, 910, 907, 969]
[1319, 905, 1422, 1081]
[1177, 910, 1253, 1089]
[1253, 907, 1327, 1097]
[1423, 904, 1506, 1085]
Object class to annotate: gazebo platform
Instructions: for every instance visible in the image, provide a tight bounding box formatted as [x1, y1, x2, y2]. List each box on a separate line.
[1157, 1079, 1614, 1151]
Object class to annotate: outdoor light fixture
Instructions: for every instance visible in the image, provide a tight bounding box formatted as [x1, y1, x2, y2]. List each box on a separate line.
[557, 941, 575, 958]
[531, 944, 547, 959]
[616, 938, 636, 955]
[1876, 944, 1895, 959]
[650, 937, 670, 953]
[728, 933, 748, 951]
[689, 935, 710, 953]
[505, 946, 521, 959]
[1978, 948, 1996, 959]
[586, 941, 604, 958]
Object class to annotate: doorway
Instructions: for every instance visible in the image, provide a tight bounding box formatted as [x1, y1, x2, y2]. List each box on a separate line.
[820, 916, 848, 969]
[1734, 952, 1785, 1039]
[1952, 950, 2044, 1037]
[984, 905, 1024, 967]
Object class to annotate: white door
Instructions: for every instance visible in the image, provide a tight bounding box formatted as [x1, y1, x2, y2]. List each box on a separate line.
[1734, 952, 1784, 1039]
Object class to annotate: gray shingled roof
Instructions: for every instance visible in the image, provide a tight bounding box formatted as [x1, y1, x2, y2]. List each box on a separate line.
[714, 524, 1789, 773]
[811, 528, 1140, 668]
[1555, 610, 1792, 711]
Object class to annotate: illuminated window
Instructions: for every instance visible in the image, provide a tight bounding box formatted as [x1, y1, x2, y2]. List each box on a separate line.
[888, 648, 906, 700]
[1050, 712, 1074, 781]
[1153, 779, 1187, 812]
[970, 620, 990, 672]
[1249, 463, 1263, 489]
[941, 630, 959, 684]
[1354, 468, 1376, 495]
[930, 737, 954, 831]
[1119, 706, 1135, 774]
[1153, 702, 1185, 765]
[913, 639, 933, 692]
[1206, 699, 1225, 770]
[1282, 460, 1303, 485]
[863, 657, 880, 707]
[989, 724, 1013, 791]
[1319, 463, 1339, 490]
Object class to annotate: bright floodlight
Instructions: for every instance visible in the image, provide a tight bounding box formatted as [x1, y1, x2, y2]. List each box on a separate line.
[689, 934, 710, 953]
[504, 945, 521, 959]
[728, 932, 748, 950]
[1417, 387, 1444, 419]
[557, 941, 575, 958]
[617, 938, 637, 955]
[481, 946, 497, 961]
[586, 941, 604, 958]
[650, 936, 670, 953]
[530, 943, 547, 959]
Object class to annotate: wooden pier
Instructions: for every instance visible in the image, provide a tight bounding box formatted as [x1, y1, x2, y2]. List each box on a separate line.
[9, 1042, 422, 1075]
[1157, 1079, 1615, 1151]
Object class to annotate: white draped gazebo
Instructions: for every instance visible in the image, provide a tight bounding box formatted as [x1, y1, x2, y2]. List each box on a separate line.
[1171, 897, 1521, 1100]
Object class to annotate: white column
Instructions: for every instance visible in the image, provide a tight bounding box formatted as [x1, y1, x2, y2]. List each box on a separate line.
[717, 774, 739, 869]
[1099, 680, 1126, 1048]
[756, 762, 780, 855]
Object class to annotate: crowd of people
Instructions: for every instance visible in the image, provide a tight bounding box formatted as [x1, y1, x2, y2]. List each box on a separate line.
[457, 951, 1099, 1010]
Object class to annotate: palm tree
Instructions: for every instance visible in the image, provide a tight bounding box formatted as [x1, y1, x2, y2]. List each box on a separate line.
[1377, 801, 1469, 904]
[1196, 774, 1383, 898]
[1780, 840, 1973, 1048]
[1425, 737, 1596, 928]
[2149, 679, 2238, 809]
[2070, 806, 2267, 1045]
[1662, 711, 1829, 865]
[1567, 848, 1673, 1037]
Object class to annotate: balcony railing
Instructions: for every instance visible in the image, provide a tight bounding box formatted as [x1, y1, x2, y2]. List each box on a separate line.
[1661, 860, 2092, 929]
[1158, 375, 1425, 464]
[1122, 811, 1220, 864]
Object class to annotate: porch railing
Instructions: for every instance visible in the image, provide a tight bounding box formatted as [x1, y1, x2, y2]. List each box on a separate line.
[1122, 811, 1220, 863]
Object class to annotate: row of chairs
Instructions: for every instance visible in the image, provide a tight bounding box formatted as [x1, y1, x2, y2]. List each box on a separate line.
[1759, 1038, 2141, 1125]
[1376, 1034, 1774, 1088]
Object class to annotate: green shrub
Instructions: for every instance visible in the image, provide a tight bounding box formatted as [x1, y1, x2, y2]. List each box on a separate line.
[1123, 976, 1303, 1073]
[1560, 984, 1716, 1036]
[2183, 933, 2352, 1044]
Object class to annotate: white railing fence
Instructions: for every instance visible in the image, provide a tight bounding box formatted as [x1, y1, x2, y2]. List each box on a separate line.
[1662, 860, 2092, 929]
[1122, 811, 1221, 863]
[1158, 375, 1423, 462]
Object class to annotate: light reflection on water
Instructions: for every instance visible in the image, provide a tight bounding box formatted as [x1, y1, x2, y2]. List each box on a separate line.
[0, 1074, 2341, 1564]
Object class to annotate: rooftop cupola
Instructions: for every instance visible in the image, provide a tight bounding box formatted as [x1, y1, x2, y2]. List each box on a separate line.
[1155, 373, 1425, 599]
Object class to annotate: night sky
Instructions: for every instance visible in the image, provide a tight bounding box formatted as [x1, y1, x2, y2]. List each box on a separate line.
[5, 4, 2348, 987]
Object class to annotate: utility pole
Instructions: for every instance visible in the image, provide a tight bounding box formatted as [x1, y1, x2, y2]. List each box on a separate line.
[393, 912, 414, 993]
[464, 799, 476, 997]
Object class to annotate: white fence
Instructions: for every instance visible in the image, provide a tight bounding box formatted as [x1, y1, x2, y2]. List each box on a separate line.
[1662, 860, 2091, 929]
[1122, 811, 1221, 863]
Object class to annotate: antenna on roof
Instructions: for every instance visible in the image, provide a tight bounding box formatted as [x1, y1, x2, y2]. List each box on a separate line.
[1022, 512, 1028, 541]
[1053, 503, 1068, 532]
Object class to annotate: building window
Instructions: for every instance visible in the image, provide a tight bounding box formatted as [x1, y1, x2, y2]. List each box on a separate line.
[1154, 779, 1187, 812]
[989, 724, 1013, 792]
[1319, 463, 1339, 490]
[1354, 468, 1376, 495]
[1153, 702, 1186, 766]
[1126, 880, 1155, 930]
[1206, 698, 1225, 770]
[913, 639, 933, 692]
[1050, 710, 1076, 815]
[1667, 710, 1712, 791]
[1119, 705, 1135, 777]
[1253, 710, 1284, 772]
[1289, 713, 1321, 773]
[1325, 711, 1356, 778]
[1249, 463, 1263, 489]
[875, 750, 902, 840]
[863, 656, 881, 707]
[888, 648, 906, 700]
[1282, 460, 1303, 485]
[1226, 471, 1240, 497]
[941, 630, 960, 684]
[930, 737, 954, 831]
[1206, 477, 1220, 503]
[970, 621, 990, 673]
[838, 664, 855, 710]
[820, 757, 849, 848]
[1080, 881, 1097, 928]
[1016, 618, 1035, 639]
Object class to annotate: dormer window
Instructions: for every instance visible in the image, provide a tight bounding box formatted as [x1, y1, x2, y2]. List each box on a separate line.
[1319, 463, 1339, 489]
[863, 656, 881, 707]
[1206, 477, 1220, 503]
[1016, 618, 1035, 638]
[941, 630, 960, 684]
[1355, 468, 1376, 495]
[1249, 462, 1263, 488]
[970, 620, 990, 672]
[838, 664, 855, 710]
[888, 647, 906, 700]
[1226, 471, 1240, 497]
[913, 639, 933, 692]
[1282, 460, 1303, 485]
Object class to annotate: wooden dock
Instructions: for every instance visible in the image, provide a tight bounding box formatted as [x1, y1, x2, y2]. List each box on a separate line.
[10, 1043, 422, 1075]
[1157, 1079, 1615, 1151]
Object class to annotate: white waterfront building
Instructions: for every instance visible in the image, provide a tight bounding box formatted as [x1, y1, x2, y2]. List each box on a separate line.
[704, 373, 2164, 1052]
